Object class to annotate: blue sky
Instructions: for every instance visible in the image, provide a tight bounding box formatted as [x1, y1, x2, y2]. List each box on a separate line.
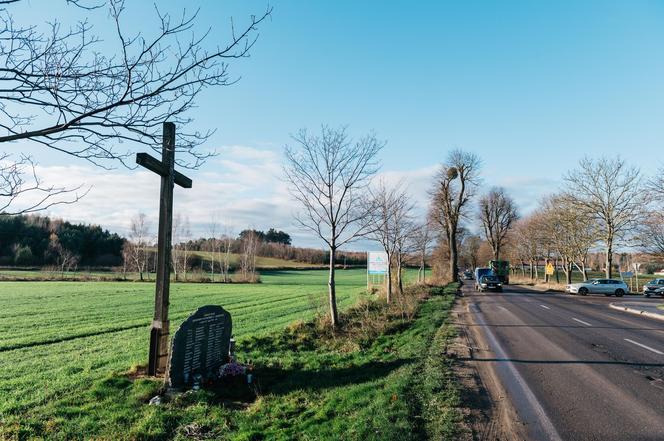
[7, 0, 664, 248]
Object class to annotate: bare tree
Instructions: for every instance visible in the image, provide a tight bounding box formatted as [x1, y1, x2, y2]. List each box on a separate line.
[540, 195, 596, 283]
[429, 150, 481, 282]
[648, 165, 664, 202]
[478, 187, 518, 261]
[368, 181, 415, 302]
[512, 212, 548, 280]
[0, 1, 270, 207]
[460, 234, 482, 272]
[48, 232, 79, 278]
[563, 157, 648, 278]
[239, 229, 259, 282]
[284, 126, 383, 328]
[172, 213, 183, 281]
[206, 217, 219, 282]
[128, 212, 151, 281]
[221, 225, 234, 283]
[644, 166, 664, 258]
[639, 212, 664, 257]
[412, 222, 433, 283]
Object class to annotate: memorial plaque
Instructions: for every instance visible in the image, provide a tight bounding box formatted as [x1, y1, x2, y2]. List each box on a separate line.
[167, 305, 232, 389]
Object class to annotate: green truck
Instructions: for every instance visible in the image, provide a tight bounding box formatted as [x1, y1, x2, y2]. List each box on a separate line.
[489, 260, 510, 284]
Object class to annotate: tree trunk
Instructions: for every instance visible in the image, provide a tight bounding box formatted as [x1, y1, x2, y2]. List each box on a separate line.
[328, 246, 339, 328]
[582, 261, 588, 281]
[565, 260, 572, 284]
[449, 229, 459, 283]
[606, 243, 613, 278]
[529, 260, 534, 279]
[397, 253, 403, 295]
[555, 258, 560, 283]
[386, 253, 393, 303]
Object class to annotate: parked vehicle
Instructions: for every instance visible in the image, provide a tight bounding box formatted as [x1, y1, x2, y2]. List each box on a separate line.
[474, 267, 493, 290]
[489, 260, 510, 284]
[462, 270, 474, 280]
[566, 279, 628, 296]
[643, 278, 664, 297]
[477, 275, 503, 292]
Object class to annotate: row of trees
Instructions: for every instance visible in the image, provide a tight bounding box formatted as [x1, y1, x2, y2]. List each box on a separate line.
[511, 157, 664, 282]
[121, 211, 369, 282]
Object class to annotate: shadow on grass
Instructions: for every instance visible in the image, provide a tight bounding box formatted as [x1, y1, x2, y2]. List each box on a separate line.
[254, 359, 411, 396]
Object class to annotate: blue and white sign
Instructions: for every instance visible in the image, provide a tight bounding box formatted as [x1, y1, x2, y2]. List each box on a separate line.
[368, 251, 388, 275]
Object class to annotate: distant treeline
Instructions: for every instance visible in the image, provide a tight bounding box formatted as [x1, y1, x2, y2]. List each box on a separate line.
[187, 235, 367, 266]
[0, 215, 367, 269]
[0, 215, 124, 266]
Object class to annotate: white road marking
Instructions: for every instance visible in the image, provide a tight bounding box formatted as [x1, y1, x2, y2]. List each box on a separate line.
[572, 317, 592, 326]
[469, 304, 563, 441]
[624, 338, 664, 355]
[540, 305, 550, 310]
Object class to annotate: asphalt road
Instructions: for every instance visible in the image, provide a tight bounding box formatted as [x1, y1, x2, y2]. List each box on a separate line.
[463, 284, 664, 441]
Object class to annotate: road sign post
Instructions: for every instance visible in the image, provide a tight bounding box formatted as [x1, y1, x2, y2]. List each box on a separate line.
[367, 251, 388, 291]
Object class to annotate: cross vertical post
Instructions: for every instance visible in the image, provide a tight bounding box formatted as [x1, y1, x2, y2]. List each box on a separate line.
[136, 122, 192, 377]
[148, 122, 175, 375]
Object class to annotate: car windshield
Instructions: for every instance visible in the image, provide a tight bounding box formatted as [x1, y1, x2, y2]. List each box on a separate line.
[482, 276, 499, 282]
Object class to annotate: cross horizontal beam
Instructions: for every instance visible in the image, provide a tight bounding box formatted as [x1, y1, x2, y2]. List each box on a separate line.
[136, 152, 193, 188]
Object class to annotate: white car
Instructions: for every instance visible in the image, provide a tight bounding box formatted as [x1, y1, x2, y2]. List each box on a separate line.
[566, 279, 628, 297]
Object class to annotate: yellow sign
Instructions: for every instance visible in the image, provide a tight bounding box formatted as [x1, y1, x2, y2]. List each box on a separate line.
[545, 263, 555, 275]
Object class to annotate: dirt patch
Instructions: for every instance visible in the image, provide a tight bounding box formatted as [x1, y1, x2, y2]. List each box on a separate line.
[448, 299, 528, 440]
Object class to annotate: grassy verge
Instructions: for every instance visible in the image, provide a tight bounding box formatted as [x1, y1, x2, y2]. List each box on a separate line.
[2, 282, 461, 440]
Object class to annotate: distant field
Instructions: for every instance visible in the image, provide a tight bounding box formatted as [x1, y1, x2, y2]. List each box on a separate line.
[0, 253, 327, 281]
[189, 250, 323, 269]
[0, 270, 377, 427]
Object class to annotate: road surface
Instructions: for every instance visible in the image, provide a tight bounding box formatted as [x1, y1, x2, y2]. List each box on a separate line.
[462, 283, 664, 441]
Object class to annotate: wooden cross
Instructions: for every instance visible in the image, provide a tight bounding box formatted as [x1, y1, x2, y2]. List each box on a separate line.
[136, 122, 192, 376]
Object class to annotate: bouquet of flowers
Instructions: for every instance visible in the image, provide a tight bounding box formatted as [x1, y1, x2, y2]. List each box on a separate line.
[219, 361, 246, 378]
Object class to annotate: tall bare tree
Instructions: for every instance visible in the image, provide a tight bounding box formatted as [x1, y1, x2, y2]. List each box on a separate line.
[0, 1, 270, 208]
[563, 157, 648, 278]
[478, 187, 518, 261]
[239, 229, 259, 282]
[648, 165, 664, 202]
[512, 211, 551, 280]
[429, 150, 481, 282]
[540, 195, 596, 283]
[368, 181, 414, 302]
[460, 234, 482, 271]
[284, 126, 383, 328]
[644, 166, 664, 257]
[412, 222, 433, 283]
[128, 212, 151, 281]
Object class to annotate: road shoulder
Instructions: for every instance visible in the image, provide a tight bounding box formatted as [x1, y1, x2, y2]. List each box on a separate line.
[450, 295, 529, 440]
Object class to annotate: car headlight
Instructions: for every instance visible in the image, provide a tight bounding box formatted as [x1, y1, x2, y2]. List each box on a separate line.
[481, 283, 487, 287]
[497, 283, 502, 286]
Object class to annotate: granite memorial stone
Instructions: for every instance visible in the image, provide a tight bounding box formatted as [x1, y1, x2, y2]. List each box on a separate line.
[167, 305, 232, 389]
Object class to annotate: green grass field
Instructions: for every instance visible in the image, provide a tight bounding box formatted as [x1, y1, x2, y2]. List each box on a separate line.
[0, 269, 450, 440]
[0, 270, 365, 413]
